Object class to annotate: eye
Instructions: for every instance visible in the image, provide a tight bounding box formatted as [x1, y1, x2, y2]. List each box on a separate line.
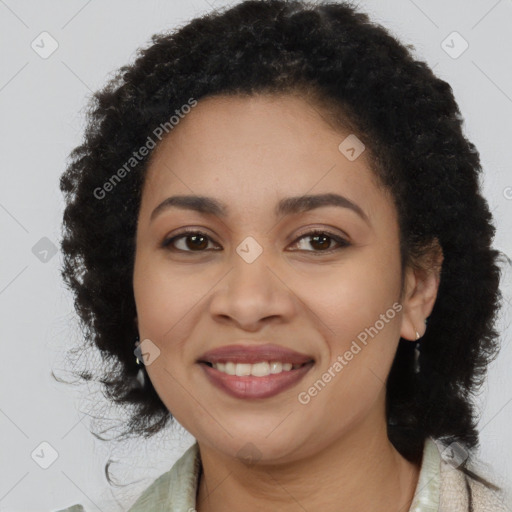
[290, 229, 350, 253]
[161, 229, 220, 252]
[161, 228, 350, 254]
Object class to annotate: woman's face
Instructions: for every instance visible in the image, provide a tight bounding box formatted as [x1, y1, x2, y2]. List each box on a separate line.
[133, 93, 422, 462]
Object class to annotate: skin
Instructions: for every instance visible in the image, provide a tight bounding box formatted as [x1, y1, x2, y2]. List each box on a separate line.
[132, 93, 443, 511]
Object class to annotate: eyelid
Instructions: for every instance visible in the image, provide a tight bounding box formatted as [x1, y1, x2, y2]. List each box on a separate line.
[291, 225, 350, 244]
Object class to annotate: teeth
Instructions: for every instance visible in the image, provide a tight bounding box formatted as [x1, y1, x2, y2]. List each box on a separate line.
[211, 361, 301, 376]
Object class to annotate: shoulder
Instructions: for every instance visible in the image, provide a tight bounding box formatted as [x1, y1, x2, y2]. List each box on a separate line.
[127, 441, 200, 511]
[52, 443, 201, 512]
[52, 505, 85, 512]
[433, 439, 512, 512]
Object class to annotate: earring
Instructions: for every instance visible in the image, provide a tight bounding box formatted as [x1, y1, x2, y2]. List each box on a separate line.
[134, 335, 146, 388]
[413, 331, 421, 374]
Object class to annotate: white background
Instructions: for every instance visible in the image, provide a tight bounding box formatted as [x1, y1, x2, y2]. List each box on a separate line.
[0, 0, 511, 510]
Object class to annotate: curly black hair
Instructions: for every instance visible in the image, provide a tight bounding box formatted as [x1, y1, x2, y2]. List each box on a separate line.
[58, 0, 505, 476]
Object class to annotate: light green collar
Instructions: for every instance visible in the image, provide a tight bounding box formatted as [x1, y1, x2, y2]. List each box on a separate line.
[128, 437, 441, 511]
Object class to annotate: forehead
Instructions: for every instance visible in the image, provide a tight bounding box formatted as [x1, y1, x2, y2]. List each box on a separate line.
[140, 93, 392, 223]
[146, 93, 349, 174]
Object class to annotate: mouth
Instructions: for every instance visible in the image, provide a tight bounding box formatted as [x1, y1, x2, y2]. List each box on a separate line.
[198, 360, 315, 400]
[197, 343, 315, 399]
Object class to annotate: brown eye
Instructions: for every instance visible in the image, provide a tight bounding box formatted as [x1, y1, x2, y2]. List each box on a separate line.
[291, 230, 350, 253]
[162, 229, 349, 254]
[162, 231, 218, 252]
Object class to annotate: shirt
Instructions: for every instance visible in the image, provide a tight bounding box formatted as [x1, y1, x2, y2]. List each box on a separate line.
[54, 437, 511, 511]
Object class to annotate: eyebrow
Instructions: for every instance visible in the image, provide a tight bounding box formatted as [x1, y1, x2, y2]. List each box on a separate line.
[150, 193, 369, 224]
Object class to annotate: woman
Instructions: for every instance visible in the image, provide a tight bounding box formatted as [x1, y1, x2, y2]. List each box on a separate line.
[56, 0, 511, 510]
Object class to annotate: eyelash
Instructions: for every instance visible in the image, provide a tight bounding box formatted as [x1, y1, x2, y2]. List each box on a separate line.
[161, 228, 350, 255]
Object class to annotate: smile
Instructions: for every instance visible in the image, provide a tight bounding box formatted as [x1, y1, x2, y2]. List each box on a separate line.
[199, 360, 314, 399]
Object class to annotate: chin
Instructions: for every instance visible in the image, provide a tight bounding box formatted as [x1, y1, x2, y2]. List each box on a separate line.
[195, 427, 313, 465]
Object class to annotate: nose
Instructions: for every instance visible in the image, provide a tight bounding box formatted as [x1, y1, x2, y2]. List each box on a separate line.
[208, 249, 297, 331]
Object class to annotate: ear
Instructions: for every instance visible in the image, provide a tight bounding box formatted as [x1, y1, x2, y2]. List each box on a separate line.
[400, 239, 443, 341]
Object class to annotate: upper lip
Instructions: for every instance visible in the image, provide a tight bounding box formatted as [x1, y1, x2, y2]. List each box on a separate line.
[198, 344, 314, 365]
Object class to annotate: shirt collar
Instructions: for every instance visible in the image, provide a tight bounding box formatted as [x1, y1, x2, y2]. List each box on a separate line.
[129, 437, 441, 511]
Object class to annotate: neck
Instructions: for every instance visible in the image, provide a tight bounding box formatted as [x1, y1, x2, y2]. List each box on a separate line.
[195, 409, 421, 512]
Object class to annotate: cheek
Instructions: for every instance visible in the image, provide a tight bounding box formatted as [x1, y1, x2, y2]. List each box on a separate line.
[132, 255, 213, 391]
[299, 247, 402, 344]
[133, 254, 206, 336]
[132, 261, 195, 418]
[295, 242, 403, 400]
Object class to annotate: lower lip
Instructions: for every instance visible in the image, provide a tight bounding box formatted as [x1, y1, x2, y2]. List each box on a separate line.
[199, 362, 314, 399]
